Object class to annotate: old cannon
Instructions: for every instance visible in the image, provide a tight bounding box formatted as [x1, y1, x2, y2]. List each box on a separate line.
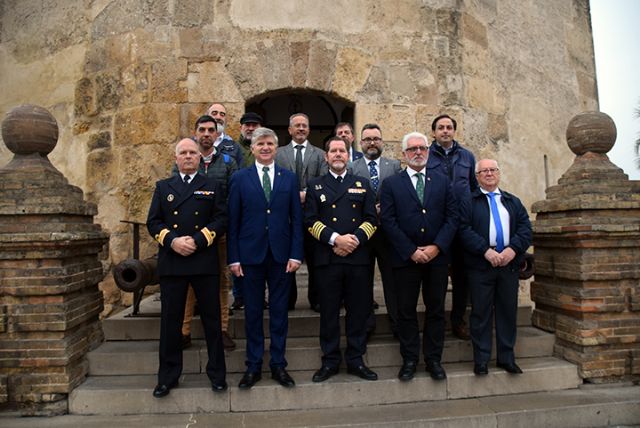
[113, 256, 158, 293]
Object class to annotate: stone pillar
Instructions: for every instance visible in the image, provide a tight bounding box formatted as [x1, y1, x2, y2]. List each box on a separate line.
[0, 105, 109, 414]
[531, 111, 640, 383]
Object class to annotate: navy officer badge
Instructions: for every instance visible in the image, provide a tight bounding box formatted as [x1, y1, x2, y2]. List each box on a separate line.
[167, 194, 175, 202]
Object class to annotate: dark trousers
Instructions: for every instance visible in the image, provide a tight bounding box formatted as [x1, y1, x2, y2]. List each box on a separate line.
[289, 231, 317, 309]
[316, 263, 371, 368]
[393, 263, 449, 363]
[158, 274, 225, 385]
[368, 229, 397, 333]
[467, 266, 519, 365]
[449, 238, 469, 327]
[243, 249, 290, 372]
[231, 275, 242, 300]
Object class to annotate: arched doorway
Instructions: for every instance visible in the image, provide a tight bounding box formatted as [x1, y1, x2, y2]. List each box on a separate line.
[245, 89, 354, 148]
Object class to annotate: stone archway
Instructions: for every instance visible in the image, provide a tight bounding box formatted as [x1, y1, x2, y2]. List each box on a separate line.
[245, 89, 354, 148]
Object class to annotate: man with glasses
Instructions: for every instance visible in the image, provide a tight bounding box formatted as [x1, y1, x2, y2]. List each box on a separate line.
[428, 114, 478, 340]
[380, 132, 458, 382]
[350, 124, 402, 337]
[458, 159, 531, 376]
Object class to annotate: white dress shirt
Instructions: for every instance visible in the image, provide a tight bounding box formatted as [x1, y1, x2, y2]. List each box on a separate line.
[480, 188, 511, 248]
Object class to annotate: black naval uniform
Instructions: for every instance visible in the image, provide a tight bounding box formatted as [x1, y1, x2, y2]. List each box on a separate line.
[146, 173, 227, 387]
[304, 172, 377, 369]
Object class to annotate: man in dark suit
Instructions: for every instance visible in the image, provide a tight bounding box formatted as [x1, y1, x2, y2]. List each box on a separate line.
[146, 138, 227, 397]
[227, 127, 304, 389]
[458, 159, 532, 376]
[350, 123, 402, 336]
[380, 132, 458, 382]
[275, 113, 328, 311]
[335, 122, 363, 163]
[305, 136, 378, 383]
[428, 114, 478, 340]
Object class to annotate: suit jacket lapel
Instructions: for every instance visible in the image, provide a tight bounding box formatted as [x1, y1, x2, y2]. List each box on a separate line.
[284, 143, 296, 170]
[249, 165, 268, 204]
[271, 165, 284, 198]
[170, 175, 191, 207]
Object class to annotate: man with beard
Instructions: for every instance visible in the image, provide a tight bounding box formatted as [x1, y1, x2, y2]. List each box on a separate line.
[230, 111, 264, 312]
[207, 102, 244, 168]
[227, 127, 303, 389]
[380, 132, 458, 382]
[237, 112, 263, 168]
[350, 123, 402, 337]
[176, 115, 238, 351]
[147, 138, 227, 397]
[335, 122, 363, 163]
[305, 136, 378, 382]
[275, 113, 328, 311]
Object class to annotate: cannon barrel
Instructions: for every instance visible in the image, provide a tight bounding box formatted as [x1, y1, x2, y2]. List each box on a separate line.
[113, 257, 158, 292]
[519, 253, 535, 280]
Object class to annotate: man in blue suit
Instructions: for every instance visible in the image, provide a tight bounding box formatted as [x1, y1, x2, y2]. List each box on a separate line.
[147, 138, 227, 397]
[380, 132, 458, 382]
[227, 127, 304, 389]
[458, 159, 532, 376]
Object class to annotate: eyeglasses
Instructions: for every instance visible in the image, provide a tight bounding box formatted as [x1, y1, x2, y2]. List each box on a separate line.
[405, 146, 428, 153]
[361, 137, 382, 143]
[476, 168, 500, 175]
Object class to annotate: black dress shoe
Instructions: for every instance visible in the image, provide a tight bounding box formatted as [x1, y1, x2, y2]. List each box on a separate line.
[238, 371, 262, 389]
[271, 367, 295, 387]
[347, 364, 378, 381]
[497, 361, 523, 374]
[231, 298, 244, 310]
[398, 361, 417, 381]
[452, 324, 470, 340]
[211, 381, 228, 392]
[312, 366, 339, 383]
[474, 363, 489, 375]
[152, 381, 177, 398]
[425, 361, 447, 380]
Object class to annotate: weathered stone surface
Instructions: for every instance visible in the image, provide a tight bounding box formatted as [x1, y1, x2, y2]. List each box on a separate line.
[0, 0, 599, 322]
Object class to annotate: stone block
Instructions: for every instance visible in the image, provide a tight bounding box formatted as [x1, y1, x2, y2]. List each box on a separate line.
[332, 47, 373, 101]
[173, 0, 213, 28]
[185, 61, 243, 103]
[113, 104, 179, 147]
[149, 59, 188, 103]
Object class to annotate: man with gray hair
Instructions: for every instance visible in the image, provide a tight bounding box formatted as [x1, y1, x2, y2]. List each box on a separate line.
[227, 127, 303, 389]
[380, 131, 458, 382]
[458, 159, 532, 376]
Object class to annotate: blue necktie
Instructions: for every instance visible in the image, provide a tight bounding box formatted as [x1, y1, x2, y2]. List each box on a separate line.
[487, 192, 504, 252]
[368, 160, 379, 193]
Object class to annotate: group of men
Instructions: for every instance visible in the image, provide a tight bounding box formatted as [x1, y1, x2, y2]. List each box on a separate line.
[146, 104, 532, 398]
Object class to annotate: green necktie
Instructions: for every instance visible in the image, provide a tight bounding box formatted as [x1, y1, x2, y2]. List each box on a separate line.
[415, 172, 424, 204]
[262, 166, 271, 201]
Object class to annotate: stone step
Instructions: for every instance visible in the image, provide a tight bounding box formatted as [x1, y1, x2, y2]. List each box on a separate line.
[88, 326, 553, 375]
[12, 384, 640, 427]
[103, 293, 533, 341]
[69, 356, 581, 415]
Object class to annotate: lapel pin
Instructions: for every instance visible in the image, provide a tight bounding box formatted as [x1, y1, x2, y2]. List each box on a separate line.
[167, 194, 174, 202]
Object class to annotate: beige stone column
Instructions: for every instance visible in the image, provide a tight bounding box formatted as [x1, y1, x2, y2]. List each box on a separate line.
[531, 111, 640, 382]
[0, 105, 109, 414]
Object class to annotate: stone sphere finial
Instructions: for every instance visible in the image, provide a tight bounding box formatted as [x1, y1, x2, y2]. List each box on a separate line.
[566, 111, 616, 156]
[1, 104, 59, 156]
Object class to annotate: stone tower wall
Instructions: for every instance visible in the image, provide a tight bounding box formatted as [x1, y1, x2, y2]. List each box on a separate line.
[0, 0, 597, 313]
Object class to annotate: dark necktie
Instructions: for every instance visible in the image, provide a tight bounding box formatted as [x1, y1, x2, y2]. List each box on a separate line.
[183, 174, 191, 188]
[368, 160, 379, 193]
[487, 192, 505, 252]
[336, 175, 343, 183]
[294, 145, 304, 184]
[262, 166, 271, 201]
[415, 172, 424, 205]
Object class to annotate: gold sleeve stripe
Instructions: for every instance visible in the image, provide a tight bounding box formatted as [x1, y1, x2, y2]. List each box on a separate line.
[201, 227, 216, 247]
[358, 222, 377, 240]
[308, 221, 327, 241]
[155, 229, 170, 246]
